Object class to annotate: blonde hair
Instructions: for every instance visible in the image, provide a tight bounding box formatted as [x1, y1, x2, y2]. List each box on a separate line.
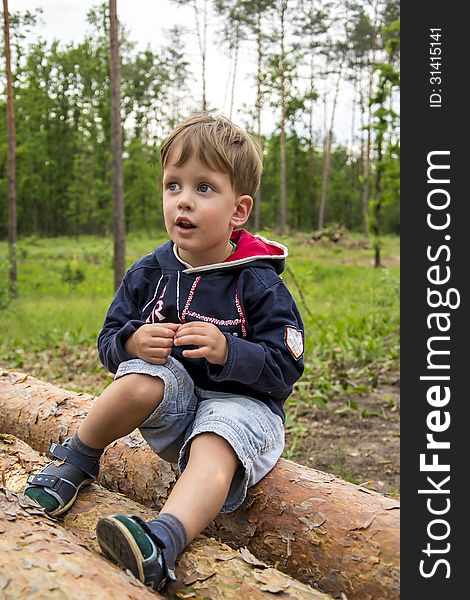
[161, 114, 263, 197]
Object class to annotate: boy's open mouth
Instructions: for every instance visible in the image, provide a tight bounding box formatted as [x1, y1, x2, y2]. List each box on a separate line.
[176, 218, 197, 230]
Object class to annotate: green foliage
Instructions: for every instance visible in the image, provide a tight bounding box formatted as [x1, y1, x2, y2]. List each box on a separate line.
[62, 260, 86, 289]
[280, 236, 399, 408]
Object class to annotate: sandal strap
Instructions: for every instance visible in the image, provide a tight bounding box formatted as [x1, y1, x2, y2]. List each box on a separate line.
[130, 515, 177, 587]
[27, 473, 76, 500]
[49, 442, 99, 479]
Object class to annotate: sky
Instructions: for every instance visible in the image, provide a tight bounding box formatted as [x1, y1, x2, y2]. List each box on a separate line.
[8, 0, 356, 144]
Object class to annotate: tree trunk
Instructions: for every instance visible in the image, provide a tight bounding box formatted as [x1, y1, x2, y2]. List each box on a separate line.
[0, 486, 160, 599]
[372, 87, 384, 269]
[109, 0, 126, 291]
[362, 9, 378, 238]
[2, 0, 17, 300]
[318, 52, 345, 230]
[317, 129, 331, 230]
[308, 50, 316, 229]
[0, 371, 400, 600]
[193, 0, 208, 111]
[254, 8, 263, 233]
[229, 26, 240, 120]
[279, 1, 287, 234]
[1, 434, 331, 600]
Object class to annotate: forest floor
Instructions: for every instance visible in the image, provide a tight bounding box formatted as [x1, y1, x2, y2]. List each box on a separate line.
[286, 370, 400, 499]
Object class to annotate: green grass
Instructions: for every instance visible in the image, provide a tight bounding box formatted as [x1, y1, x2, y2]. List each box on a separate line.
[0, 231, 399, 404]
[0, 233, 169, 354]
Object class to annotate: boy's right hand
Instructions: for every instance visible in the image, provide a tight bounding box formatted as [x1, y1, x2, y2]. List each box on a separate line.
[124, 323, 180, 364]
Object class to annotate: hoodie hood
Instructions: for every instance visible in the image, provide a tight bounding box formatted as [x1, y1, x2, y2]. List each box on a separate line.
[173, 229, 288, 275]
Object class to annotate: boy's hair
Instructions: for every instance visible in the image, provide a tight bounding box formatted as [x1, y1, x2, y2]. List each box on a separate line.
[161, 114, 263, 197]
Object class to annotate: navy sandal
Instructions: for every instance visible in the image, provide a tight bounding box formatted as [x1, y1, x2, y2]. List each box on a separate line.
[24, 440, 100, 516]
[96, 514, 177, 591]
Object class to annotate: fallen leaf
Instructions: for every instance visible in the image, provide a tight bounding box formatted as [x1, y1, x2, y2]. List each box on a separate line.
[3, 488, 17, 502]
[298, 515, 326, 529]
[0, 574, 11, 590]
[0, 435, 15, 445]
[214, 551, 238, 562]
[358, 487, 374, 495]
[3, 509, 17, 521]
[253, 570, 290, 593]
[350, 511, 378, 530]
[17, 495, 43, 510]
[183, 572, 216, 585]
[260, 583, 290, 593]
[239, 547, 269, 568]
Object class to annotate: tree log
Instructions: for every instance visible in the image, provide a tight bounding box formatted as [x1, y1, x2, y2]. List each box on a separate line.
[0, 370, 400, 599]
[0, 434, 330, 600]
[0, 486, 160, 599]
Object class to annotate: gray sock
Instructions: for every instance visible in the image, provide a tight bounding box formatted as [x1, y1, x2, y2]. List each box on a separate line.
[147, 513, 188, 570]
[67, 433, 104, 458]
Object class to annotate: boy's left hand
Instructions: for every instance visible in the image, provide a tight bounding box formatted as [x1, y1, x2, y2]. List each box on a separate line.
[174, 322, 228, 366]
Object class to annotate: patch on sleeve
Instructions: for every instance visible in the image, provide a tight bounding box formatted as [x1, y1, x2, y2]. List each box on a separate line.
[284, 326, 304, 360]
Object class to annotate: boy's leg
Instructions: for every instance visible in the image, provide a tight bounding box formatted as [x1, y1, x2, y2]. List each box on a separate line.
[160, 432, 239, 542]
[96, 394, 284, 591]
[95, 433, 239, 589]
[24, 374, 165, 513]
[77, 374, 165, 448]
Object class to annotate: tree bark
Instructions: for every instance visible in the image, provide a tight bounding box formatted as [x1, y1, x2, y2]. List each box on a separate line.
[109, 0, 126, 291]
[361, 5, 378, 238]
[2, 0, 17, 299]
[1, 434, 331, 600]
[318, 51, 345, 230]
[308, 49, 316, 230]
[254, 7, 263, 233]
[192, 0, 208, 112]
[0, 486, 160, 599]
[0, 371, 400, 600]
[278, 1, 287, 234]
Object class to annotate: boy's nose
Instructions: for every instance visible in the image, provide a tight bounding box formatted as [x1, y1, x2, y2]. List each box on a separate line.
[176, 191, 194, 211]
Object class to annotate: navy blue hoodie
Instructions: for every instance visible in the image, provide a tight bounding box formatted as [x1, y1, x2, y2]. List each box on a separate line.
[98, 229, 304, 422]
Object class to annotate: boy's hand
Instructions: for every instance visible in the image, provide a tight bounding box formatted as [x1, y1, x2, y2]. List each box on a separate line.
[124, 323, 180, 364]
[174, 322, 228, 366]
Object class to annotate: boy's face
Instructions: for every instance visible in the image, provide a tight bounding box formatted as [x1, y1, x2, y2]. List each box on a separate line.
[162, 152, 252, 267]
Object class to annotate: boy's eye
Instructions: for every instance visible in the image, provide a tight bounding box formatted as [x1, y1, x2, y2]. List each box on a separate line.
[167, 182, 180, 192]
[198, 183, 213, 193]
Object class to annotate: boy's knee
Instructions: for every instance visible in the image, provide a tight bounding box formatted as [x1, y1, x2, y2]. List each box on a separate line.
[189, 433, 239, 472]
[114, 373, 164, 408]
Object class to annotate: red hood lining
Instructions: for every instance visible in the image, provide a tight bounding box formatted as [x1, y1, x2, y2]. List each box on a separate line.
[224, 229, 286, 262]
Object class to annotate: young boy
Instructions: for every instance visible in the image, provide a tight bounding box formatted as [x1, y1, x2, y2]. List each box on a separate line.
[24, 114, 304, 591]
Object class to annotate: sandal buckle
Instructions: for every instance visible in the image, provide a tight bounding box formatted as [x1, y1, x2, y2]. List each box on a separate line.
[27, 473, 61, 490]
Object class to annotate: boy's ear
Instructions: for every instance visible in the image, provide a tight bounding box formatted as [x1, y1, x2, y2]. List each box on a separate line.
[230, 195, 253, 227]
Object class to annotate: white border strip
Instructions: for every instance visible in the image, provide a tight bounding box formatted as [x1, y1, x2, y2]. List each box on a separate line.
[172, 235, 288, 274]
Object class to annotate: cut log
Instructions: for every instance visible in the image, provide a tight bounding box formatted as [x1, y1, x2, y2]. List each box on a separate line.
[0, 434, 331, 599]
[0, 486, 160, 599]
[0, 370, 400, 600]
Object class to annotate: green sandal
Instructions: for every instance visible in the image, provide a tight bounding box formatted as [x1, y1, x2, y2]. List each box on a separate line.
[96, 514, 177, 591]
[24, 440, 100, 516]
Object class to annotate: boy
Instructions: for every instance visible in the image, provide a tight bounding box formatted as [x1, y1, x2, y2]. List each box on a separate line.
[24, 114, 304, 591]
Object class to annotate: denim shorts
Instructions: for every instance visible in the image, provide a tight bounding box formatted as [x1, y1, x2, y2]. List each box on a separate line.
[115, 356, 285, 513]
